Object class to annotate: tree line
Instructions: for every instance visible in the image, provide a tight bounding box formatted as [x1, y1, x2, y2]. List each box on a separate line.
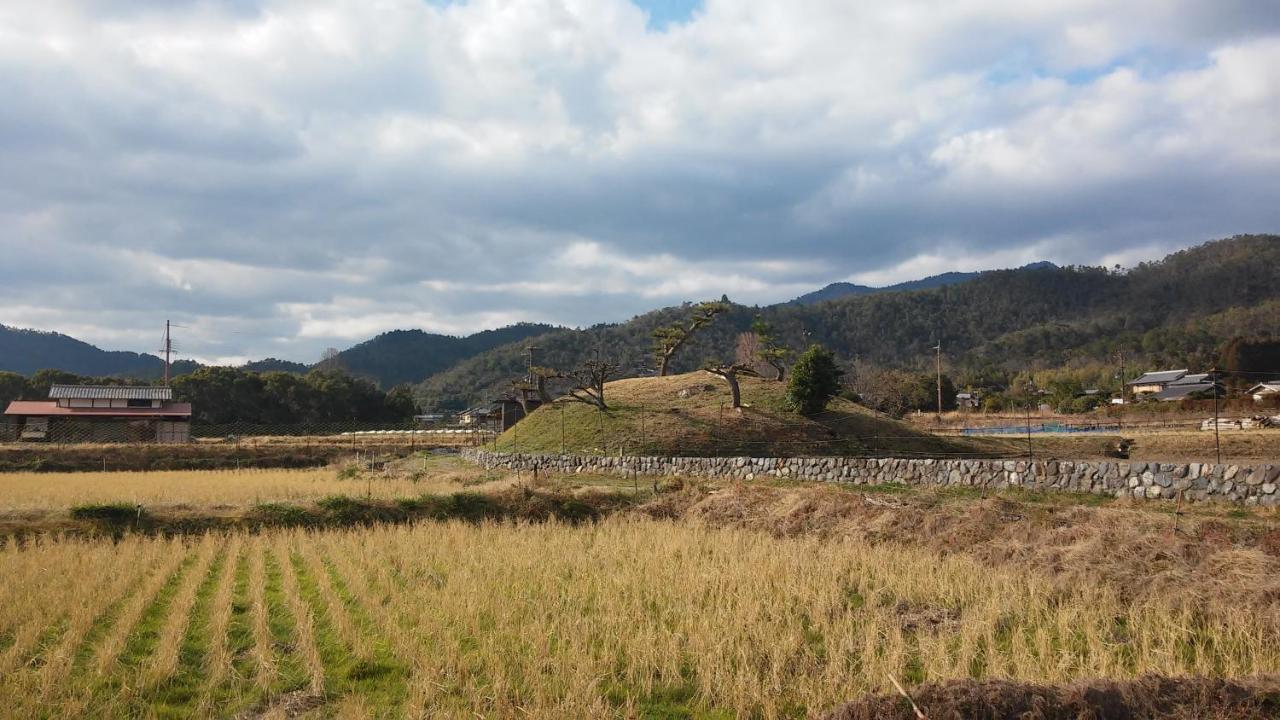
[0, 367, 416, 425]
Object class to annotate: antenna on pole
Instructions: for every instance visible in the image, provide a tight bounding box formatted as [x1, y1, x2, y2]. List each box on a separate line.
[158, 320, 186, 386]
[163, 320, 172, 386]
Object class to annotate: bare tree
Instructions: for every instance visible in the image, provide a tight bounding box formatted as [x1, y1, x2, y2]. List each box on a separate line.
[735, 331, 762, 368]
[652, 300, 730, 376]
[315, 347, 349, 374]
[557, 357, 619, 411]
[751, 317, 790, 381]
[703, 362, 759, 409]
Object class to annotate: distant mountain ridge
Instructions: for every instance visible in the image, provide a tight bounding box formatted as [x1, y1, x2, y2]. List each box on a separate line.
[0, 322, 560, 389]
[413, 235, 1280, 410]
[790, 261, 1057, 305]
[5, 237, 1277, 409]
[0, 325, 170, 378]
[328, 324, 559, 387]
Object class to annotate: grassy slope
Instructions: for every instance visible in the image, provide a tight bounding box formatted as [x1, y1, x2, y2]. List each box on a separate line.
[494, 372, 988, 457]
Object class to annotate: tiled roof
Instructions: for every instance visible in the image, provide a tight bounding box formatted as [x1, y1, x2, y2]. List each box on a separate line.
[1127, 369, 1188, 386]
[48, 384, 173, 401]
[4, 400, 191, 417]
[1153, 384, 1216, 401]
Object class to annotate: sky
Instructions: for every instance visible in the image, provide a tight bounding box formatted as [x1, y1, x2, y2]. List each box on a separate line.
[1, 1, 1278, 365]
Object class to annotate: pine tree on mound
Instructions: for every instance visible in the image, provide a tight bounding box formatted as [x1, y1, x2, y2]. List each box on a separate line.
[786, 345, 844, 415]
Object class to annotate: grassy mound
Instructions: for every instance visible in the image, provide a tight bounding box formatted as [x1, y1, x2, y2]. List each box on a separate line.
[494, 372, 987, 457]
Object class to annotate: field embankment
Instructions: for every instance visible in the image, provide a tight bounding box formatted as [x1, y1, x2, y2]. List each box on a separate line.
[0, 458, 636, 539]
[0, 438, 455, 473]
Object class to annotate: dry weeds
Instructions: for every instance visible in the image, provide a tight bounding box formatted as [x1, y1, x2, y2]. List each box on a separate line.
[0, 518, 1276, 718]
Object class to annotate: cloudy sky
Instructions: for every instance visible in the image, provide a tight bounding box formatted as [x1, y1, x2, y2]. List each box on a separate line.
[2, 0, 1278, 364]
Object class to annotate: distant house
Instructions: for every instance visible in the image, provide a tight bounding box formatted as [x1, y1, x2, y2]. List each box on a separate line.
[1247, 381, 1280, 402]
[457, 405, 496, 426]
[1128, 371, 1221, 402]
[955, 392, 980, 410]
[1127, 369, 1191, 395]
[3, 385, 191, 442]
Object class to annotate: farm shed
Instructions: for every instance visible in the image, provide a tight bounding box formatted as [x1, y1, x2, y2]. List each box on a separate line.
[2, 385, 192, 442]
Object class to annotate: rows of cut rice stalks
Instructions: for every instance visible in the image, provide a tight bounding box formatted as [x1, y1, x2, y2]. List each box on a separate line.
[0, 519, 1276, 719]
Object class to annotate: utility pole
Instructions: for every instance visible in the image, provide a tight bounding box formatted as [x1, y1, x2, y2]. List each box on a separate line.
[1212, 366, 1221, 465]
[1116, 351, 1126, 432]
[933, 341, 943, 419]
[525, 346, 538, 384]
[162, 320, 173, 386]
[1025, 380, 1035, 463]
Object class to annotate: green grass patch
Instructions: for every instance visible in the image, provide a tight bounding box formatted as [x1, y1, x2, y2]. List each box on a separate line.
[261, 552, 309, 695]
[83, 551, 195, 714]
[251, 502, 314, 525]
[146, 547, 229, 718]
[290, 553, 409, 711]
[70, 502, 142, 522]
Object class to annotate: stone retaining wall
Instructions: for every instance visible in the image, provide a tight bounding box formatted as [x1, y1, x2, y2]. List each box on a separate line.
[460, 449, 1280, 505]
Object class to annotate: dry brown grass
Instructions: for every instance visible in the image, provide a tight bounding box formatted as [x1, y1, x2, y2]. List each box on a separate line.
[645, 482, 1280, 611]
[0, 518, 1277, 718]
[0, 461, 509, 513]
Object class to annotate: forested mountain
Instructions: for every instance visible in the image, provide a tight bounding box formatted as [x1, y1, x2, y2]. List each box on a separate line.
[414, 235, 1280, 410]
[788, 261, 1056, 305]
[330, 323, 559, 387]
[0, 322, 558, 389]
[0, 325, 171, 377]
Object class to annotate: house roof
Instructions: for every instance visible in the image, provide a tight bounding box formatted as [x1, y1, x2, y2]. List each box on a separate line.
[1170, 373, 1211, 386]
[48, 384, 173, 401]
[1127, 369, 1188, 386]
[1247, 382, 1280, 394]
[4, 400, 192, 417]
[1153, 384, 1215, 402]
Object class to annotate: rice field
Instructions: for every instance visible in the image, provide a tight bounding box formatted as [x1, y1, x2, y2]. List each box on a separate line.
[0, 463, 506, 512]
[1, 519, 1275, 719]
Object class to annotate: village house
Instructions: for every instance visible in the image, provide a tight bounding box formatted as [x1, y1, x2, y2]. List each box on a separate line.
[1127, 369, 1191, 395]
[955, 391, 980, 410]
[3, 385, 191, 442]
[1127, 369, 1220, 402]
[1247, 381, 1280, 402]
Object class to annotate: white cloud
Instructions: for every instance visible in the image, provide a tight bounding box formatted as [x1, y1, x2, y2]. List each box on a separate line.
[0, 0, 1277, 362]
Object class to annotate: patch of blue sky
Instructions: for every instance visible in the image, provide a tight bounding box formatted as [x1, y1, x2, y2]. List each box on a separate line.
[984, 46, 1213, 87]
[631, 0, 702, 31]
[421, 0, 701, 31]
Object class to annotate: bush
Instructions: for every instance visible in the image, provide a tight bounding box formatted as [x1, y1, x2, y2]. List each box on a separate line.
[252, 502, 313, 525]
[785, 345, 844, 415]
[70, 502, 141, 522]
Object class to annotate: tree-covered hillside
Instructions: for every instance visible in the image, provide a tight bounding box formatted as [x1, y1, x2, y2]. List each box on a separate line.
[331, 323, 559, 387]
[415, 235, 1280, 410]
[0, 325, 172, 377]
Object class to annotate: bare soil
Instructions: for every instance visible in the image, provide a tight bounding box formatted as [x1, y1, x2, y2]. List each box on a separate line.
[823, 674, 1280, 720]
